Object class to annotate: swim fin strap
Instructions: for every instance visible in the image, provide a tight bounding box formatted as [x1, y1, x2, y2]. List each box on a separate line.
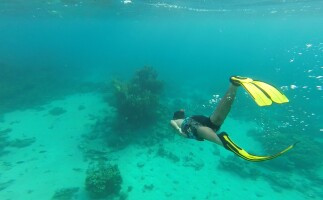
[230, 76, 289, 106]
[217, 132, 297, 162]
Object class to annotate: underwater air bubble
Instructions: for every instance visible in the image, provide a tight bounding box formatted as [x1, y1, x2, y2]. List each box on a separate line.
[280, 86, 288, 91]
[123, 0, 132, 4]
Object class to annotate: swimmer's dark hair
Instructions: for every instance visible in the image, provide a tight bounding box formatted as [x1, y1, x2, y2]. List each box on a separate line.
[173, 109, 185, 120]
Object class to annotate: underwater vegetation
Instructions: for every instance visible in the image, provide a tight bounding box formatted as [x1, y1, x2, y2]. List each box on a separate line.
[85, 162, 123, 198]
[109, 66, 164, 129]
[83, 66, 167, 149]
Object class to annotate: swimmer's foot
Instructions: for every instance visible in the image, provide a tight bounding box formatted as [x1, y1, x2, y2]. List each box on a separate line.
[230, 76, 253, 86]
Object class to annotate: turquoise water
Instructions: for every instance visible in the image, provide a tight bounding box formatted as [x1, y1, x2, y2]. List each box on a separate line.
[0, 1, 322, 200]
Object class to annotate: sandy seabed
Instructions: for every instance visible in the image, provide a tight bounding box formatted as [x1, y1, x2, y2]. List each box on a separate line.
[0, 93, 314, 200]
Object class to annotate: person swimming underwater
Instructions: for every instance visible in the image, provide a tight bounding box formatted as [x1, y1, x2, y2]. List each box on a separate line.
[170, 76, 297, 162]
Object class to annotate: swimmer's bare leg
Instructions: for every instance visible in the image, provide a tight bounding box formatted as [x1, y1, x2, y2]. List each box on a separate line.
[197, 126, 223, 146]
[210, 84, 238, 127]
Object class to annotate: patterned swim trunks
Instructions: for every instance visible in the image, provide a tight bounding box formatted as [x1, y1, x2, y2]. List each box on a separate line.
[181, 117, 204, 141]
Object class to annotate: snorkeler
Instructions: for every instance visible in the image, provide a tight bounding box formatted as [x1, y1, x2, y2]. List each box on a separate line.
[170, 76, 297, 162]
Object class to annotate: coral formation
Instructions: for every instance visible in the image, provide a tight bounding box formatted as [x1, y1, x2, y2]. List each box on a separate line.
[85, 67, 168, 149]
[109, 66, 164, 129]
[85, 162, 123, 198]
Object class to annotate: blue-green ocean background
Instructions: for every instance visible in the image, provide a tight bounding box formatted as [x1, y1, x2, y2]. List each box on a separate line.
[1, 0, 322, 133]
[0, 0, 322, 199]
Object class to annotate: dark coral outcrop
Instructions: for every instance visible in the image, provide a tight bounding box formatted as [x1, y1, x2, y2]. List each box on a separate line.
[109, 66, 164, 129]
[85, 162, 123, 198]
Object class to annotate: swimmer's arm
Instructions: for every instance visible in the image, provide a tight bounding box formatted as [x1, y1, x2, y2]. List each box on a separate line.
[170, 120, 187, 138]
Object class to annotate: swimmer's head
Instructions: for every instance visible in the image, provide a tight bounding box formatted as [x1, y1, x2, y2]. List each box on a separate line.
[173, 109, 185, 120]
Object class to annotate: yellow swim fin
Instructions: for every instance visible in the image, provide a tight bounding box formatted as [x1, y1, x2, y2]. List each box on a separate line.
[230, 76, 289, 106]
[240, 81, 272, 106]
[252, 80, 289, 104]
[218, 132, 297, 162]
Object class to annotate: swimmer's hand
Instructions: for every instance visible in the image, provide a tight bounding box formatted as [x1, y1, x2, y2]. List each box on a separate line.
[176, 127, 187, 138]
[170, 120, 187, 138]
[177, 127, 183, 134]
